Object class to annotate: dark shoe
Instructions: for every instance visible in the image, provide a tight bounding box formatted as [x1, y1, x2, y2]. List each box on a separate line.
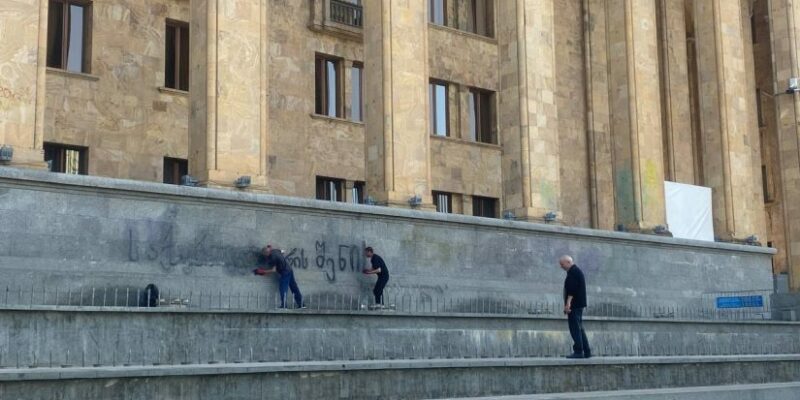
[583, 353, 592, 359]
[565, 353, 584, 359]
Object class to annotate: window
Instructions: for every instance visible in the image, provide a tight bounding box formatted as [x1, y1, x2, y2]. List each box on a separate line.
[467, 0, 494, 37]
[762, 165, 772, 202]
[330, 0, 363, 27]
[350, 63, 363, 122]
[316, 176, 344, 201]
[315, 54, 343, 118]
[433, 191, 452, 213]
[350, 181, 365, 204]
[429, 0, 446, 25]
[468, 88, 495, 143]
[47, 0, 92, 73]
[44, 142, 88, 175]
[165, 20, 190, 91]
[429, 80, 449, 136]
[163, 157, 188, 185]
[472, 196, 497, 218]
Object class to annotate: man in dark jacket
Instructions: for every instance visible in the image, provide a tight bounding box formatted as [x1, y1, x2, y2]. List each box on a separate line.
[255, 245, 304, 309]
[560, 255, 591, 359]
[363, 247, 390, 307]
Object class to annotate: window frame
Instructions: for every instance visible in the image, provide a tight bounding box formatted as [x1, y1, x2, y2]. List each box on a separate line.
[432, 191, 453, 213]
[163, 157, 189, 185]
[468, 87, 496, 144]
[350, 62, 364, 122]
[472, 196, 497, 218]
[47, 0, 93, 73]
[43, 142, 89, 175]
[315, 54, 344, 118]
[429, 79, 450, 137]
[316, 176, 345, 202]
[351, 181, 365, 204]
[429, 0, 447, 26]
[165, 19, 190, 91]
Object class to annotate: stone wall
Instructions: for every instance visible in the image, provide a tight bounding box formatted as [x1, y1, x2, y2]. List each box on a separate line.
[0, 168, 774, 310]
[44, 0, 190, 182]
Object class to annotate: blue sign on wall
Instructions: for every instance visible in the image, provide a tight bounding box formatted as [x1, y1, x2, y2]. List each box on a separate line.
[716, 295, 764, 309]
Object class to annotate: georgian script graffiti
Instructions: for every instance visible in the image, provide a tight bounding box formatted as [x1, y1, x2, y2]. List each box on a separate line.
[126, 226, 366, 282]
[127, 227, 258, 275]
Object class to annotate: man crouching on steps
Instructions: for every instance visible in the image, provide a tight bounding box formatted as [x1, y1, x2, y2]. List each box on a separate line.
[363, 246, 389, 309]
[254, 245, 305, 309]
[561, 255, 591, 359]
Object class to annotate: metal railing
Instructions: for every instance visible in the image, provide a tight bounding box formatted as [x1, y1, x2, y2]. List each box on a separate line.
[0, 285, 777, 321]
[330, 0, 363, 27]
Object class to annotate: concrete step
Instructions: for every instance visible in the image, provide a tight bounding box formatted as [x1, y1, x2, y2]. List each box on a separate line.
[0, 356, 797, 399]
[0, 306, 797, 368]
[443, 382, 800, 400]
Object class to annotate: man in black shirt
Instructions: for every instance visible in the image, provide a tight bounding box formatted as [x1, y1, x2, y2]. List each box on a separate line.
[560, 255, 591, 359]
[255, 245, 304, 309]
[363, 247, 390, 307]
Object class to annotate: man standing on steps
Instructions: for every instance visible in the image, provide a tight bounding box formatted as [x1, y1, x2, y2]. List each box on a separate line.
[363, 246, 390, 308]
[560, 255, 591, 359]
[255, 245, 304, 309]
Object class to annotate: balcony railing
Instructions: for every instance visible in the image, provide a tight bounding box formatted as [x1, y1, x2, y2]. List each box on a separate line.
[330, 0, 363, 28]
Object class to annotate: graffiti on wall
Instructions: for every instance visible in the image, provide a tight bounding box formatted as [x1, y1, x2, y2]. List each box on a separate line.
[126, 226, 366, 282]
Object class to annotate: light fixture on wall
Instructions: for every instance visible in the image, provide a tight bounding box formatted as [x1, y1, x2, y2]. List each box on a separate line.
[0, 145, 13, 163]
[235, 176, 251, 189]
[502, 210, 516, 220]
[653, 225, 669, 235]
[543, 211, 557, 223]
[408, 195, 422, 208]
[180, 175, 198, 187]
[744, 235, 760, 246]
[365, 196, 376, 206]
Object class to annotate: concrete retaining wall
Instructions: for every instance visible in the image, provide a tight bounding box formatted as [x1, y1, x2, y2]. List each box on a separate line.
[0, 357, 797, 399]
[0, 307, 797, 367]
[0, 168, 774, 311]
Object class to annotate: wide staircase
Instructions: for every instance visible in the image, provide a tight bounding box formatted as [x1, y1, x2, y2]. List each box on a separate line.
[0, 287, 798, 399]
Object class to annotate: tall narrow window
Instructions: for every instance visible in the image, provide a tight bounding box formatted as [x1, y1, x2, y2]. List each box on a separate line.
[44, 142, 88, 175]
[762, 165, 772, 202]
[756, 90, 765, 128]
[165, 20, 190, 91]
[163, 157, 188, 185]
[315, 55, 342, 118]
[468, 0, 494, 37]
[468, 88, 495, 144]
[47, 0, 92, 73]
[350, 63, 363, 122]
[351, 181, 365, 204]
[472, 196, 497, 218]
[429, 81, 449, 136]
[433, 191, 452, 213]
[316, 176, 344, 202]
[429, 0, 446, 25]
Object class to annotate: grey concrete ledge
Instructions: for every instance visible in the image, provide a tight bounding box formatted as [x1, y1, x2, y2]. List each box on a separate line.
[0, 167, 775, 255]
[1, 304, 798, 326]
[1, 355, 797, 382]
[445, 382, 800, 400]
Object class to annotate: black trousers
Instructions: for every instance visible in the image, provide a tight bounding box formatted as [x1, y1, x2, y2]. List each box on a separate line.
[373, 275, 389, 304]
[567, 307, 591, 355]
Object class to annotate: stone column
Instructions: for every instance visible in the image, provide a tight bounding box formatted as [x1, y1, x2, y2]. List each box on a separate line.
[0, 0, 47, 168]
[189, 0, 269, 190]
[497, 0, 561, 222]
[769, 0, 800, 290]
[363, 0, 432, 208]
[693, 0, 767, 242]
[606, 0, 668, 232]
[657, 0, 695, 184]
[584, 0, 616, 230]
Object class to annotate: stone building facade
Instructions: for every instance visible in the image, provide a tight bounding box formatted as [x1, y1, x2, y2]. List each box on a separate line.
[1, 0, 799, 290]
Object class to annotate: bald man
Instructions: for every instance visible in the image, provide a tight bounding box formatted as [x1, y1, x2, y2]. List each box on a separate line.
[560, 255, 591, 359]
